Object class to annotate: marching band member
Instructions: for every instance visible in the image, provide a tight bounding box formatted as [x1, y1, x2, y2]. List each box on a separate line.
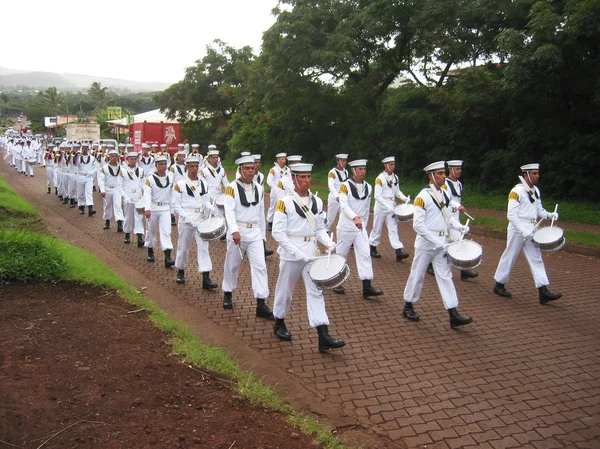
[172, 155, 218, 289]
[67, 143, 79, 208]
[200, 148, 229, 216]
[402, 161, 473, 328]
[57, 143, 70, 202]
[169, 150, 187, 184]
[326, 154, 348, 231]
[76, 143, 98, 216]
[493, 163, 561, 304]
[21, 140, 36, 177]
[368, 156, 410, 261]
[271, 162, 345, 353]
[221, 155, 272, 315]
[143, 155, 175, 268]
[122, 151, 146, 247]
[45, 144, 57, 194]
[138, 143, 155, 176]
[97, 148, 125, 232]
[265, 152, 288, 231]
[335, 159, 384, 298]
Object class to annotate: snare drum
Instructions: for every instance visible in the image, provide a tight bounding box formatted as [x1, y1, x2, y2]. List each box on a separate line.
[196, 217, 226, 241]
[27, 158, 37, 165]
[446, 240, 483, 270]
[394, 203, 415, 222]
[533, 226, 565, 252]
[309, 254, 351, 290]
[215, 195, 225, 212]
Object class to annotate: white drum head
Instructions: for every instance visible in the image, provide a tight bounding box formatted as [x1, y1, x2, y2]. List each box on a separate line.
[197, 216, 224, 231]
[394, 203, 415, 217]
[215, 196, 225, 207]
[447, 240, 483, 260]
[310, 254, 346, 280]
[534, 226, 564, 244]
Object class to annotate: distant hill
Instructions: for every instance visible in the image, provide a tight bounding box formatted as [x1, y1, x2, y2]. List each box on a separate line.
[0, 66, 170, 92]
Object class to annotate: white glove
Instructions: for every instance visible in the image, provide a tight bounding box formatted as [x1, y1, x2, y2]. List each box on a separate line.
[522, 231, 534, 242]
[206, 204, 217, 213]
[327, 241, 337, 252]
[294, 251, 309, 263]
[547, 212, 559, 221]
[433, 243, 445, 252]
[459, 225, 470, 235]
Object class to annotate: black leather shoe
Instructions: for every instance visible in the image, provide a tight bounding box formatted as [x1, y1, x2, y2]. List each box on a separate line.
[176, 269, 185, 285]
[427, 263, 435, 276]
[493, 282, 512, 298]
[147, 248, 155, 262]
[202, 272, 218, 290]
[539, 286, 561, 305]
[370, 245, 381, 259]
[256, 299, 274, 319]
[317, 325, 345, 353]
[124, 233, 131, 244]
[264, 241, 274, 257]
[164, 249, 175, 268]
[274, 319, 292, 341]
[395, 248, 409, 261]
[403, 303, 420, 322]
[137, 234, 145, 248]
[79, 206, 85, 215]
[449, 307, 473, 329]
[362, 280, 383, 298]
[332, 286, 345, 294]
[460, 270, 479, 281]
[103, 220, 110, 230]
[69, 198, 76, 208]
[47, 187, 51, 194]
[117, 220, 124, 233]
[88, 206, 96, 216]
[223, 292, 233, 309]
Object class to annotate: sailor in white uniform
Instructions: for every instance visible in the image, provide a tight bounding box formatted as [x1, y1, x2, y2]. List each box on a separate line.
[326, 154, 348, 231]
[200, 149, 229, 216]
[121, 151, 146, 247]
[265, 152, 288, 230]
[76, 143, 98, 217]
[98, 148, 125, 231]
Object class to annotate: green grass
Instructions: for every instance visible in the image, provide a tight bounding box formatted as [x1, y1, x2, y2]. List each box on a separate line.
[0, 176, 42, 230]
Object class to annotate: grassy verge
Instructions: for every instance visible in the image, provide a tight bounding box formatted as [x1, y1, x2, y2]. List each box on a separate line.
[0, 176, 43, 230]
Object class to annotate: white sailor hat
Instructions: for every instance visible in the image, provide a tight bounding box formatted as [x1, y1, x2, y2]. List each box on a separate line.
[142, 143, 150, 149]
[287, 155, 302, 163]
[208, 144, 217, 149]
[118, 143, 126, 148]
[126, 143, 134, 149]
[336, 153, 349, 159]
[235, 155, 255, 166]
[207, 149, 219, 157]
[520, 163, 540, 172]
[48, 143, 55, 148]
[185, 155, 201, 165]
[126, 151, 138, 158]
[240, 151, 251, 157]
[107, 149, 119, 156]
[275, 152, 287, 158]
[81, 142, 90, 148]
[177, 143, 184, 148]
[160, 143, 167, 148]
[155, 155, 168, 163]
[291, 163, 314, 174]
[176, 150, 186, 156]
[423, 161, 446, 172]
[348, 159, 368, 168]
[252, 154, 261, 160]
[447, 160, 463, 167]
[382, 156, 395, 164]
[191, 143, 200, 148]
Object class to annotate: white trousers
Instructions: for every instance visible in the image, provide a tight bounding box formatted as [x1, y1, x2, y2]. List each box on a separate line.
[59, 171, 69, 197]
[68, 173, 77, 199]
[266, 190, 277, 223]
[123, 201, 145, 235]
[404, 248, 459, 310]
[326, 194, 340, 230]
[369, 207, 403, 249]
[102, 190, 124, 221]
[23, 160, 34, 176]
[145, 210, 173, 250]
[175, 222, 211, 272]
[222, 239, 269, 299]
[494, 228, 549, 288]
[336, 227, 373, 280]
[76, 176, 94, 207]
[273, 259, 329, 328]
[46, 166, 56, 189]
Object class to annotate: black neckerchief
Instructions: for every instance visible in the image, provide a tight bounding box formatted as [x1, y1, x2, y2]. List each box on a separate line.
[384, 172, 398, 188]
[527, 188, 540, 204]
[142, 156, 153, 165]
[255, 172, 264, 185]
[426, 186, 450, 210]
[447, 179, 462, 197]
[185, 179, 206, 197]
[108, 165, 121, 177]
[235, 180, 259, 207]
[152, 174, 170, 189]
[293, 194, 318, 218]
[176, 165, 184, 175]
[127, 167, 140, 180]
[81, 155, 91, 165]
[335, 168, 348, 182]
[348, 179, 370, 200]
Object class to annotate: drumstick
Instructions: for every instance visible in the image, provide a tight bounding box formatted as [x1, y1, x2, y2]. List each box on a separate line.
[238, 244, 244, 260]
[207, 197, 216, 221]
[463, 212, 475, 221]
[326, 232, 333, 270]
[550, 204, 558, 229]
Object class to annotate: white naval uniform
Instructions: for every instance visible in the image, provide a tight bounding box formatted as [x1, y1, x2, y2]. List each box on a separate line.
[143, 173, 174, 251]
[221, 180, 269, 299]
[200, 163, 229, 216]
[76, 154, 98, 207]
[22, 143, 36, 176]
[169, 163, 187, 184]
[122, 166, 146, 235]
[98, 163, 125, 221]
[67, 154, 78, 200]
[266, 164, 289, 223]
[272, 193, 335, 328]
[369, 171, 409, 249]
[138, 154, 155, 177]
[57, 153, 69, 198]
[403, 185, 464, 309]
[336, 179, 374, 281]
[445, 178, 464, 242]
[494, 183, 552, 288]
[172, 177, 212, 273]
[327, 166, 348, 229]
[45, 151, 57, 190]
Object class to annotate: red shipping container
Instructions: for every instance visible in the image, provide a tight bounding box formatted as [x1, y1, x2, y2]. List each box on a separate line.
[130, 122, 182, 154]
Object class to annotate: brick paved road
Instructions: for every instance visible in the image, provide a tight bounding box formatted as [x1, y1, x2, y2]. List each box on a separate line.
[4, 163, 600, 449]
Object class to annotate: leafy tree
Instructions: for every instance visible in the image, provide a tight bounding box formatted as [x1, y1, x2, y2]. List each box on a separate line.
[87, 82, 109, 109]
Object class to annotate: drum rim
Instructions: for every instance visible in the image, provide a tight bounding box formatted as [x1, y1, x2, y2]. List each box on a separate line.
[309, 254, 347, 278]
[312, 264, 351, 290]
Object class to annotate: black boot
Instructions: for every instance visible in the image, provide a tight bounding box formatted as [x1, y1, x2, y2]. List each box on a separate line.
[88, 205, 96, 216]
[362, 279, 383, 298]
[117, 220, 124, 233]
[103, 219, 110, 230]
[58, 194, 63, 200]
[176, 269, 185, 285]
[427, 263, 435, 276]
[79, 205, 85, 215]
[47, 187, 51, 194]
[448, 308, 473, 329]
[124, 233, 131, 244]
[370, 245, 381, 258]
[256, 298, 274, 319]
[69, 198, 76, 208]
[332, 285, 345, 294]
[493, 282, 511, 298]
[274, 318, 292, 341]
[316, 325, 345, 353]
[539, 286, 561, 305]
[55, 187, 58, 195]
[202, 271, 217, 290]
[460, 270, 479, 281]
[147, 248, 155, 262]
[93, 186, 96, 192]
[402, 302, 420, 322]
[267, 222, 272, 232]
[223, 291, 233, 309]
[264, 241, 274, 257]
[63, 197, 69, 204]
[396, 248, 409, 261]
[137, 234, 145, 248]
[171, 214, 176, 226]
[164, 249, 175, 268]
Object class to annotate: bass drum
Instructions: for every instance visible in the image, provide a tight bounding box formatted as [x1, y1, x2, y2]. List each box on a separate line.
[309, 254, 350, 290]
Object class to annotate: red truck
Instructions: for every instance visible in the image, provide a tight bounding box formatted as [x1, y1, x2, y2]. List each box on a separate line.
[129, 122, 182, 154]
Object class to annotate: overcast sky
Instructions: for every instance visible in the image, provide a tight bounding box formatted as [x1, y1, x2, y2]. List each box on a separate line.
[0, 0, 279, 84]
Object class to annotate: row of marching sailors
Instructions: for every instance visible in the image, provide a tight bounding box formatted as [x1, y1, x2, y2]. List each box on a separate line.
[3, 136, 45, 177]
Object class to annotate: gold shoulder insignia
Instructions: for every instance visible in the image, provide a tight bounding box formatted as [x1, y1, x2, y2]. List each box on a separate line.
[275, 200, 286, 213]
[508, 191, 520, 202]
[277, 180, 283, 189]
[99, 168, 104, 174]
[269, 168, 275, 175]
[174, 183, 180, 193]
[339, 184, 348, 195]
[145, 179, 151, 186]
[441, 184, 447, 190]
[225, 185, 235, 198]
[328, 172, 335, 179]
[199, 171, 205, 177]
[375, 178, 382, 186]
[414, 197, 425, 209]
[169, 166, 174, 172]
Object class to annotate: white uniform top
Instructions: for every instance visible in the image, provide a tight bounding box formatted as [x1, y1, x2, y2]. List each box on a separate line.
[122, 165, 145, 202]
[412, 185, 462, 250]
[223, 179, 266, 241]
[68, 154, 79, 174]
[45, 150, 57, 167]
[138, 154, 155, 176]
[169, 163, 187, 184]
[200, 163, 229, 196]
[143, 173, 174, 212]
[338, 179, 373, 231]
[272, 193, 333, 261]
[507, 183, 551, 235]
[171, 177, 211, 223]
[22, 143, 35, 160]
[266, 164, 289, 189]
[97, 164, 124, 192]
[328, 167, 348, 197]
[374, 171, 408, 212]
[76, 154, 99, 177]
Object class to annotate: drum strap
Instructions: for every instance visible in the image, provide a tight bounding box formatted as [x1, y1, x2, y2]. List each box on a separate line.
[127, 167, 141, 181]
[290, 191, 318, 232]
[427, 186, 453, 226]
[183, 175, 207, 206]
